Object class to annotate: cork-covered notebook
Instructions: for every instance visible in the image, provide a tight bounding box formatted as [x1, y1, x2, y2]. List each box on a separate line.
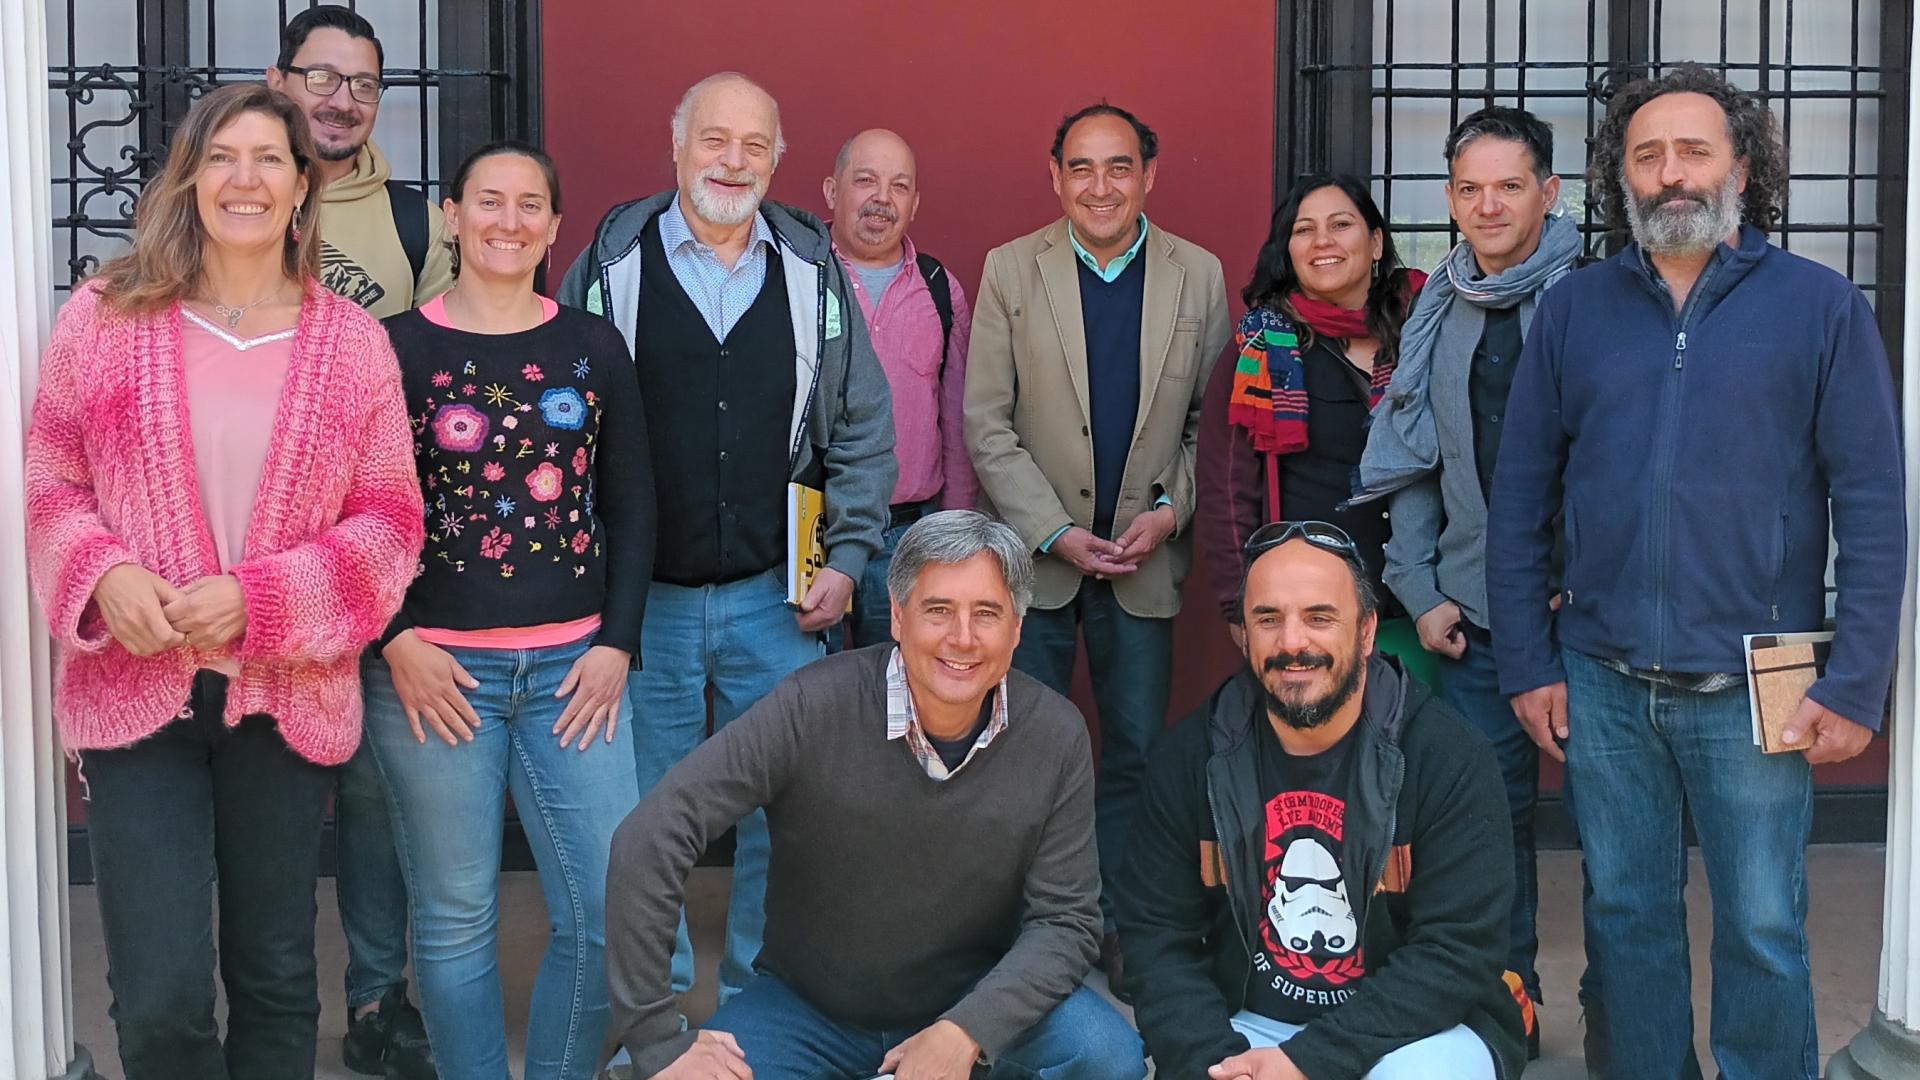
[1744, 632, 1833, 754]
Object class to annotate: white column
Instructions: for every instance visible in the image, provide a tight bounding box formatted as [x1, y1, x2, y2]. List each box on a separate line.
[1827, 14, 1920, 1079]
[0, 1, 95, 1078]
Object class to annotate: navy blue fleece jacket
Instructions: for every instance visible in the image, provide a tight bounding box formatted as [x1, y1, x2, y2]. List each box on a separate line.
[1486, 226, 1903, 729]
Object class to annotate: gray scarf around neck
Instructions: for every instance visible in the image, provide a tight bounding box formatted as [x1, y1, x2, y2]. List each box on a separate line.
[1350, 213, 1583, 504]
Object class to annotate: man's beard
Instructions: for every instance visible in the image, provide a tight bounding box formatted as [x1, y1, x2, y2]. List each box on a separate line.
[1622, 166, 1744, 256]
[1255, 637, 1366, 731]
[688, 164, 767, 226]
[310, 109, 365, 162]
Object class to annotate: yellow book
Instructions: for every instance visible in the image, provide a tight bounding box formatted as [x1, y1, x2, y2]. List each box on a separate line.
[786, 482, 849, 611]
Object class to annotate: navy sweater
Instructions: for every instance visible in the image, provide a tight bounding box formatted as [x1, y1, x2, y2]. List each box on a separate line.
[1487, 226, 1903, 728]
[1079, 254, 1146, 534]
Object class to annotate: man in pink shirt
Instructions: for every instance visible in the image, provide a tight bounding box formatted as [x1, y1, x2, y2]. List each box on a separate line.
[823, 128, 977, 647]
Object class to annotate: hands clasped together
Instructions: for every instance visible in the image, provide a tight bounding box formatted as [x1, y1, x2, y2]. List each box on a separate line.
[92, 563, 247, 656]
[1051, 505, 1177, 581]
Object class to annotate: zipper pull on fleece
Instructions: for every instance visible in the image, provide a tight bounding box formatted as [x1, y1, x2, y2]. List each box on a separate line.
[1673, 331, 1688, 369]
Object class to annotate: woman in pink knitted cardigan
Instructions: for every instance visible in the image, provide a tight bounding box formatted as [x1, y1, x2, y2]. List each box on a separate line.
[24, 84, 423, 1080]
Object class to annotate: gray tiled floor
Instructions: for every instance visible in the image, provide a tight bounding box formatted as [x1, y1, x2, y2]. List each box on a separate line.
[69, 846, 1887, 1078]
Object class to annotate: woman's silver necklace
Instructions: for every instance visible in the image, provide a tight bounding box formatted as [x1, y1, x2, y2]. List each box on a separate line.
[207, 285, 283, 330]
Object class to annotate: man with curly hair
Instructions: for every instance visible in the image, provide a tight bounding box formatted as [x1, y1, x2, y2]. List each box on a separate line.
[1486, 66, 1904, 1080]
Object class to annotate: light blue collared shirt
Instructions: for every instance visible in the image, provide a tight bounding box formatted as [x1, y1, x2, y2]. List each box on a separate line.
[658, 196, 778, 341]
[1066, 214, 1150, 283]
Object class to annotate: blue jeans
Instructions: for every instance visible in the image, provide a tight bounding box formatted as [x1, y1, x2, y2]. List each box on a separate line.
[705, 974, 1145, 1079]
[1229, 1011, 1493, 1079]
[334, 738, 411, 1009]
[628, 566, 825, 1002]
[1437, 638, 1606, 1005]
[1011, 578, 1172, 930]
[1562, 648, 1816, 1080]
[364, 638, 640, 1080]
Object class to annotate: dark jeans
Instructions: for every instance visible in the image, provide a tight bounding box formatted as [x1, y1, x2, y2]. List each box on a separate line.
[1562, 648, 1816, 1080]
[79, 672, 336, 1080]
[1436, 637, 1604, 1006]
[1011, 578, 1172, 930]
[334, 738, 410, 1009]
[840, 502, 934, 650]
[705, 974, 1146, 1079]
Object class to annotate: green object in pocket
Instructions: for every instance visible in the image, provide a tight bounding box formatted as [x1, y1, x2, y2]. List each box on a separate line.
[1374, 616, 1440, 690]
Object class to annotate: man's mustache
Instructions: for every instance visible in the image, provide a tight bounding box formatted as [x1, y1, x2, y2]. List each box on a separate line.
[1264, 651, 1333, 673]
[700, 165, 757, 186]
[858, 200, 898, 223]
[1649, 185, 1712, 210]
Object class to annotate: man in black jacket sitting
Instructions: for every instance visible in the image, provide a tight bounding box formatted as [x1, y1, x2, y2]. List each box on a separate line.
[1115, 521, 1528, 1080]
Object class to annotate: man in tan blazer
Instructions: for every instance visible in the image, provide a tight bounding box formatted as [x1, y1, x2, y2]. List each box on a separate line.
[965, 102, 1230, 986]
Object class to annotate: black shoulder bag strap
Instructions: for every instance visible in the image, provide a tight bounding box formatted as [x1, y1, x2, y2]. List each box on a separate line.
[385, 178, 429, 284]
[916, 251, 954, 375]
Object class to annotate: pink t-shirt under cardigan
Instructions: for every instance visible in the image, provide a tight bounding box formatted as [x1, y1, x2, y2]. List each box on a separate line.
[180, 309, 296, 571]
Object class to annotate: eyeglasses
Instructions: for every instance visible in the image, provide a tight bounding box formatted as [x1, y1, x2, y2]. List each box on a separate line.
[284, 65, 385, 105]
[1241, 520, 1360, 564]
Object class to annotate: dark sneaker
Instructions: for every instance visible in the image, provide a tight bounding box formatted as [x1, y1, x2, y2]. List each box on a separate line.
[380, 994, 437, 1080]
[341, 985, 438, 1080]
[341, 1001, 390, 1076]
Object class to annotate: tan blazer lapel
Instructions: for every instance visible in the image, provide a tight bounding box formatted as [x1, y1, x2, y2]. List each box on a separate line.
[1135, 227, 1184, 438]
[1036, 220, 1092, 425]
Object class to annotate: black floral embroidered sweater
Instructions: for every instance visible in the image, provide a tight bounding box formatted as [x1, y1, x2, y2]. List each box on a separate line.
[379, 306, 655, 655]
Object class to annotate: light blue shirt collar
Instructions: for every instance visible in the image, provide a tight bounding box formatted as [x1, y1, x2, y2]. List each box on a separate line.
[659, 195, 775, 262]
[1067, 214, 1150, 283]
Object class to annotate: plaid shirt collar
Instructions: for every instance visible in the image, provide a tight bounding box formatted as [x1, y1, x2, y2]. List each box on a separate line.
[885, 648, 1010, 781]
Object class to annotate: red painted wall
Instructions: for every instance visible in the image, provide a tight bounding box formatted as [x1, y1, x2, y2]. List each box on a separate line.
[537, 2, 1888, 790]
[544, 0, 1277, 724]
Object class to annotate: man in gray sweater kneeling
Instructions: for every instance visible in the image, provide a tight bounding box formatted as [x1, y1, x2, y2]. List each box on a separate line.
[601, 510, 1146, 1080]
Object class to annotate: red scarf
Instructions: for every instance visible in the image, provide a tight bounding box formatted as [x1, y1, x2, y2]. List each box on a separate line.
[1287, 292, 1373, 340]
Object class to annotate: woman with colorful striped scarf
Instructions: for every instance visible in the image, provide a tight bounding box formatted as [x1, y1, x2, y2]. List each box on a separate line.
[1195, 173, 1433, 680]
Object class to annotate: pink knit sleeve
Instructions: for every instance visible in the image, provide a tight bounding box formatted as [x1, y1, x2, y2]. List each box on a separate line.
[24, 286, 138, 652]
[229, 327, 424, 664]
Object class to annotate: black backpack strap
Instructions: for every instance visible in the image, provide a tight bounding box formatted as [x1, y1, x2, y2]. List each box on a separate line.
[916, 251, 954, 372]
[385, 178, 429, 284]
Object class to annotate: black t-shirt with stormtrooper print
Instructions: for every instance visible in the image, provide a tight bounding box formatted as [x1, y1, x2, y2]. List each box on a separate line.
[1245, 709, 1371, 1024]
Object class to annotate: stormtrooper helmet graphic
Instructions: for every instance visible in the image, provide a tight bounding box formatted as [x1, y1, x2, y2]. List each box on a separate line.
[1267, 837, 1357, 956]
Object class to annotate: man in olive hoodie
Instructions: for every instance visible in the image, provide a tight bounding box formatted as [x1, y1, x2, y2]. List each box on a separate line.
[268, 5, 453, 321]
[265, 9, 450, 1078]
[1116, 523, 1527, 1080]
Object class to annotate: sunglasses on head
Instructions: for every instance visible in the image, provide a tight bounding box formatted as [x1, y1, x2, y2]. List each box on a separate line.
[1241, 520, 1360, 564]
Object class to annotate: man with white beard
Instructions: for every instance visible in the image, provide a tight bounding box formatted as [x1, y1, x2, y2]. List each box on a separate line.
[1487, 66, 1903, 1080]
[559, 71, 895, 1006]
